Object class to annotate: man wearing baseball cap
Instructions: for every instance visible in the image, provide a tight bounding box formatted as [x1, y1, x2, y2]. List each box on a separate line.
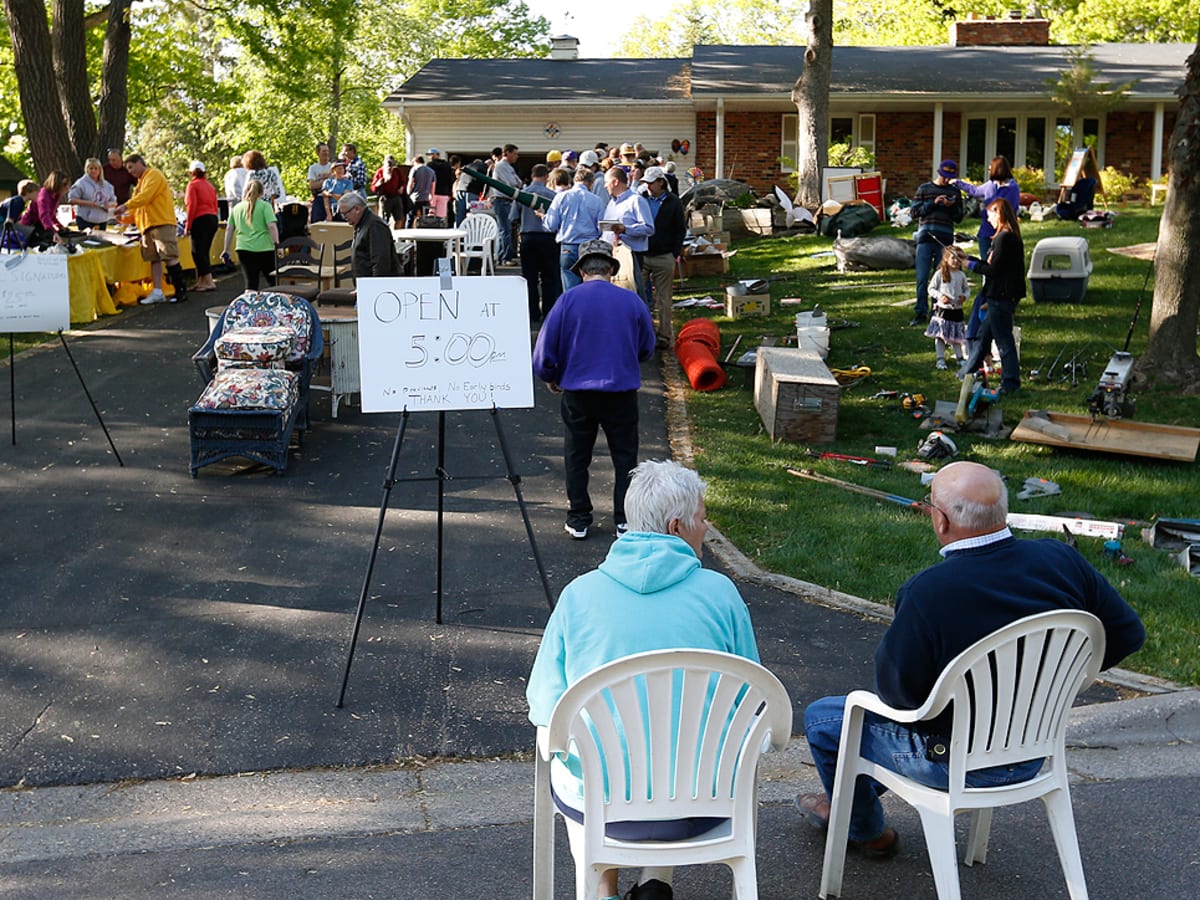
[532, 240, 655, 540]
[639, 165, 686, 348]
[909, 159, 964, 325]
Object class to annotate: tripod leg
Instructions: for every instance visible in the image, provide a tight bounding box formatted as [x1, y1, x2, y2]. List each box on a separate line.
[337, 409, 410, 708]
[490, 406, 555, 609]
[435, 411, 446, 625]
[57, 331, 124, 466]
[9, 333, 14, 446]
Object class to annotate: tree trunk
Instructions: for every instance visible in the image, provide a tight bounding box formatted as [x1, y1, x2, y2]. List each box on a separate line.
[97, 0, 132, 158]
[790, 0, 832, 210]
[1136, 39, 1200, 391]
[52, 0, 96, 170]
[3, 0, 78, 178]
[328, 65, 343, 156]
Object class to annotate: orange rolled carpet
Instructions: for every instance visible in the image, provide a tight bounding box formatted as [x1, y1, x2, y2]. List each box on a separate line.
[675, 318, 728, 391]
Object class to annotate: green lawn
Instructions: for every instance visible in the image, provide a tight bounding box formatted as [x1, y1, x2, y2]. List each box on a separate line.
[676, 206, 1200, 686]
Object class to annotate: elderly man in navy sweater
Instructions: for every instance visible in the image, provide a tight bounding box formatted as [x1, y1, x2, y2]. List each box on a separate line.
[532, 240, 655, 541]
[798, 461, 1145, 857]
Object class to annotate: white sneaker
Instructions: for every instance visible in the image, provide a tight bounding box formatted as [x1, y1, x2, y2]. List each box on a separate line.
[139, 289, 167, 305]
[935, 359, 948, 370]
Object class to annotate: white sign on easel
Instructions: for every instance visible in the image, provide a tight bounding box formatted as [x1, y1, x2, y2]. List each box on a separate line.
[356, 276, 534, 412]
[0, 253, 70, 333]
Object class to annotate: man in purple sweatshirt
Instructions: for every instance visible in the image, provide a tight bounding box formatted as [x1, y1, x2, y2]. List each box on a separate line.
[532, 240, 655, 541]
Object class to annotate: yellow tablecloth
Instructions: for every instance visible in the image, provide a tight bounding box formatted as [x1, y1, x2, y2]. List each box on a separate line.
[67, 249, 120, 323]
[90, 228, 229, 284]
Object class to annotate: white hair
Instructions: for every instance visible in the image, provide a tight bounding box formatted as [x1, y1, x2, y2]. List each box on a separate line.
[625, 460, 705, 535]
[337, 192, 366, 212]
[935, 464, 1009, 530]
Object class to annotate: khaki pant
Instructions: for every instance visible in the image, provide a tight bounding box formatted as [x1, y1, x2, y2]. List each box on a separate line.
[642, 252, 677, 344]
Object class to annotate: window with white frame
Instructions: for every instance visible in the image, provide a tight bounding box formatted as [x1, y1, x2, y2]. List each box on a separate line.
[780, 114, 875, 172]
[961, 113, 1104, 183]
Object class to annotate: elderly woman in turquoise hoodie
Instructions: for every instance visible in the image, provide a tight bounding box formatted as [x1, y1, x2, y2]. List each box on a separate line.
[527, 459, 760, 900]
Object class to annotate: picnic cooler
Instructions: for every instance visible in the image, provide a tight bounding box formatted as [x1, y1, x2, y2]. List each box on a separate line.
[1028, 236, 1092, 303]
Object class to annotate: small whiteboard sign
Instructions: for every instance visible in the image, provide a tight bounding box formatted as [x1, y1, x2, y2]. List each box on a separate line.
[357, 276, 534, 412]
[0, 253, 70, 333]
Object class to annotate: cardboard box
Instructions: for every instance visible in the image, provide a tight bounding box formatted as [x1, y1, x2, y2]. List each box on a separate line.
[726, 280, 771, 318]
[680, 248, 729, 278]
[754, 347, 840, 444]
[726, 293, 769, 318]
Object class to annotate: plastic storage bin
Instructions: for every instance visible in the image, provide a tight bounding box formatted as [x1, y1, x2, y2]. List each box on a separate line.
[1028, 236, 1093, 303]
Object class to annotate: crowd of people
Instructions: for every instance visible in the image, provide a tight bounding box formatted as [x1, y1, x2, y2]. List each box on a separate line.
[1, 137, 692, 328]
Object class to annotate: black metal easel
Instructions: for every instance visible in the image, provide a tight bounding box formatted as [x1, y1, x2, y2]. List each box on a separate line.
[336, 404, 553, 707]
[3, 246, 122, 463]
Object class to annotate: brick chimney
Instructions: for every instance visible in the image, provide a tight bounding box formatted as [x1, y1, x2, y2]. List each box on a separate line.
[549, 35, 580, 60]
[950, 13, 1051, 47]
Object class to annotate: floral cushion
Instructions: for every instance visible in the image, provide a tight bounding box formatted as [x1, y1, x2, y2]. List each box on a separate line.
[223, 291, 313, 361]
[214, 326, 295, 370]
[194, 368, 299, 411]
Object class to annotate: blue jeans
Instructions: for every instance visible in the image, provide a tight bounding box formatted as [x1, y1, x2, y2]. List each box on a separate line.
[454, 193, 470, 227]
[964, 297, 1020, 391]
[914, 227, 953, 317]
[559, 242, 582, 291]
[804, 695, 1043, 843]
[492, 197, 514, 262]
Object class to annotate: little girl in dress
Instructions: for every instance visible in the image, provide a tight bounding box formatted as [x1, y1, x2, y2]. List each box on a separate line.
[924, 246, 969, 370]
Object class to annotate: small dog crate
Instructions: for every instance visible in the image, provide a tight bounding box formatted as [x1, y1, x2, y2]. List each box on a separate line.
[1028, 236, 1093, 303]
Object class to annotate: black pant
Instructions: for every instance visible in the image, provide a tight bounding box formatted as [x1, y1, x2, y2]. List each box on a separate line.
[239, 249, 276, 290]
[519, 232, 562, 321]
[560, 389, 639, 529]
[964, 296, 1020, 391]
[191, 214, 218, 278]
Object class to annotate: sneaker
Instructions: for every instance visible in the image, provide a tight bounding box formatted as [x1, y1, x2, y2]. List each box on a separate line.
[935, 359, 948, 370]
[616, 523, 629, 535]
[139, 289, 167, 305]
[908, 314, 927, 326]
[564, 522, 588, 540]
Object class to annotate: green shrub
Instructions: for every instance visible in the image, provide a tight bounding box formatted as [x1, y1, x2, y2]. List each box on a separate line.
[829, 142, 876, 169]
[1013, 166, 1047, 195]
[1101, 165, 1144, 198]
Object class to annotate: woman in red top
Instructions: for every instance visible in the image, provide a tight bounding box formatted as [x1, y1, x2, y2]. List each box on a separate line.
[19, 171, 71, 246]
[185, 160, 220, 291]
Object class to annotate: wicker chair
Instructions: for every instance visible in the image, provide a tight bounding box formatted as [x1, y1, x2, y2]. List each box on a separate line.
[188, 291, 323, 475]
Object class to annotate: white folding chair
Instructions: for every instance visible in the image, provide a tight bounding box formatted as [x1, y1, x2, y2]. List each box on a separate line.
[533, 649, 792, 900]
[820, 609, 1106, 900]
[459, 213, 498, 275]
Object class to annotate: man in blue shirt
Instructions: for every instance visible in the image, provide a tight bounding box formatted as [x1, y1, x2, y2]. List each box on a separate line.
[602, 167, 655, 304]
[798, 461, 1145, 858]
[532, 240, 655, 540]
[541, 168, 606, 290]
[518, 164, 560, 322]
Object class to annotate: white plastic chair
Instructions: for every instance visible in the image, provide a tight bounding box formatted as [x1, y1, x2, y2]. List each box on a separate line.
[459, 213, 498, 275]
[819, 609, 1106, 900]
[532, 649, 792, 900]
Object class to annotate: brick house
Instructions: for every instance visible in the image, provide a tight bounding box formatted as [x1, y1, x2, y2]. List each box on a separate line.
[385, 19, 1186, 202]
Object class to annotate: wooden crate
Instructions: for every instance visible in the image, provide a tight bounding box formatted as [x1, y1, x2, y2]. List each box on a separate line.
[754, 347, 839, 444]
